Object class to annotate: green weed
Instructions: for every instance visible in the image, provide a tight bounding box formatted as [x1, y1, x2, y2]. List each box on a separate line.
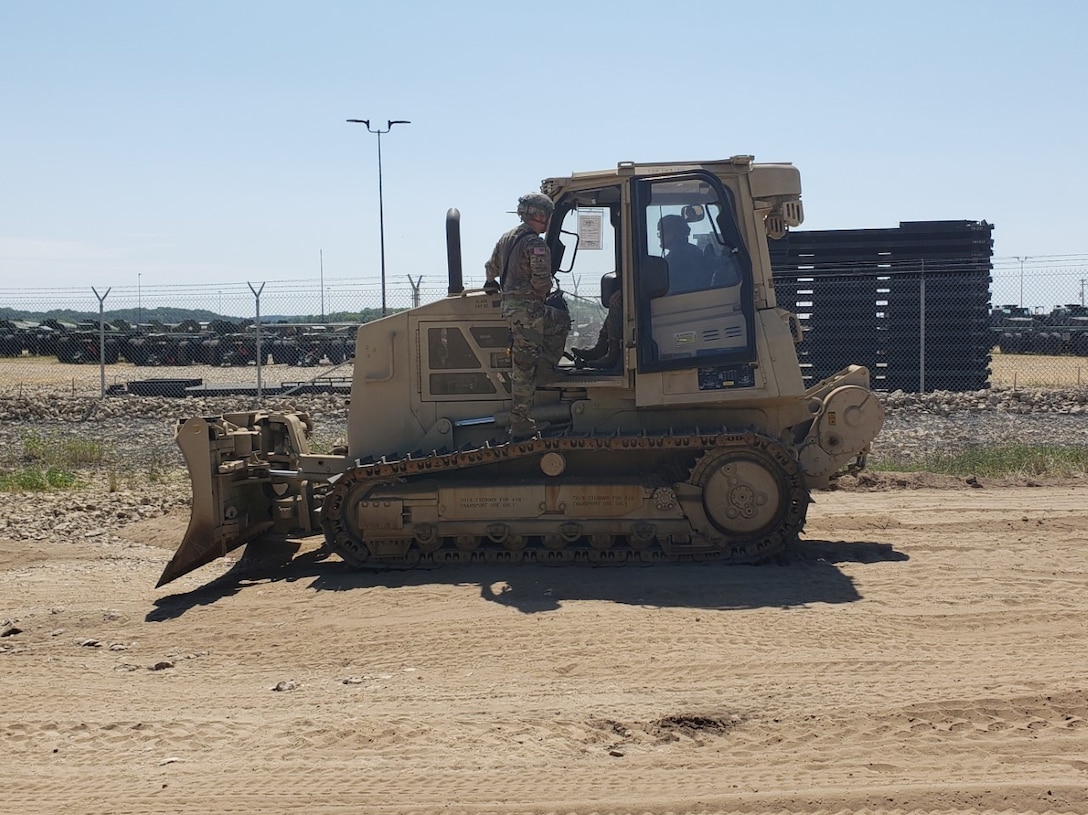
[0, 430, 106, 492]
[870, 444, 1088, 479]
[19, 431, 106, 467]
[0, 466, 81, 492]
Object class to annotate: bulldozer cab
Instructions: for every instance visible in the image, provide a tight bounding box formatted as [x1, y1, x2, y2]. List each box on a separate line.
[547, 167, 757, 382]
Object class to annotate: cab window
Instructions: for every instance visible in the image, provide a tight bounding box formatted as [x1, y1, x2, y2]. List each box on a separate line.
[634, 174, 755, 371]
[549, 186, 622, 357]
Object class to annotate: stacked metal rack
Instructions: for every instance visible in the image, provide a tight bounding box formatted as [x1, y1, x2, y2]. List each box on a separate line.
[770, 220, 994, 392]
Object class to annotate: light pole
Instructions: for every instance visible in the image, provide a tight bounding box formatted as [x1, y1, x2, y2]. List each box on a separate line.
[137, 273, 142, 328]
[347, 118, 410, 317]
[1015, 255, 1030, 309]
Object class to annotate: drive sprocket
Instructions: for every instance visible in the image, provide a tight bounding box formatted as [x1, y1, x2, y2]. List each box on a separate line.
[684, 435, 809, 561]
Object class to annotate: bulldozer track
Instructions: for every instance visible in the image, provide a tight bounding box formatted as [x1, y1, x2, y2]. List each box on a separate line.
[320, 429, 810, 569]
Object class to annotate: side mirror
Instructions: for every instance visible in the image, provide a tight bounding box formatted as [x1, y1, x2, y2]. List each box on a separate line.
[681, 204, 706, 224]
[551, 236, 568, 272]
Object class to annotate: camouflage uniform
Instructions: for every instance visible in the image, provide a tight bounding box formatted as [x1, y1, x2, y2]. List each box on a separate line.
[485, 223, 569, 437]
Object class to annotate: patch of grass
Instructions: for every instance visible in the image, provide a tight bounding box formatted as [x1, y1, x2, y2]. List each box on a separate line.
[871, 444, 1088, 479]
[20, 431, 106, 467]
[0, 466, 81, 492]
[106, 448, 174, 491]
[62, 438, 107, 466]
[143, 450, 170, 484]
[0, 431, 107, 492]
[102, 450, 180, 492]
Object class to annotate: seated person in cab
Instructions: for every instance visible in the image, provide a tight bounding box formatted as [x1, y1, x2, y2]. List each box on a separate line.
[571, 286, 622, 370]
[657, 214, 709, 294]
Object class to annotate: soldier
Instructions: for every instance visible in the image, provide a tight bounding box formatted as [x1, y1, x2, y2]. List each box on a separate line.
[658, 214, 710, 294]
[485, 192, 569, 440]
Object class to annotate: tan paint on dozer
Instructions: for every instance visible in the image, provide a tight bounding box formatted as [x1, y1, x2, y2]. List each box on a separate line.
[160, 156, 884, 586]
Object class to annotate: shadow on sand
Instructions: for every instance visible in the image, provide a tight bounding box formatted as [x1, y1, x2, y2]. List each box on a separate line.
[147, 536, 907, 622]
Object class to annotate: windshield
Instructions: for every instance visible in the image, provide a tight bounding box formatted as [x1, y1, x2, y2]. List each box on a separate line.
[643, 177, 747, 295]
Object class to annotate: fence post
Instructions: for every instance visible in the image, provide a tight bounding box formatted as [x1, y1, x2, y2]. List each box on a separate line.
[918, 260, 926, 394]
[248, 282, 265, 401]
[91, 286, 111, 399]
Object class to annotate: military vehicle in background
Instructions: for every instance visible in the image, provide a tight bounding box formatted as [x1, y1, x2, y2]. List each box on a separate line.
[159, 155, 885, 587]
[124, 320, 205, 366]
[992, 304, 1088, 356]
[265, 324, 355, 366]
[54, 321, 130, 364]
[0, 320, 51, 357]
[13, 316, 357, 367]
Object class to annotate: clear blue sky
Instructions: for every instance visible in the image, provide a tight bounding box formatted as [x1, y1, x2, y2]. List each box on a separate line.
[2, 0, 1085, 310]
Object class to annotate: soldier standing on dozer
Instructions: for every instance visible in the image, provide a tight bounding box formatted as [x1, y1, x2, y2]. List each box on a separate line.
[484, 192, 570, 441]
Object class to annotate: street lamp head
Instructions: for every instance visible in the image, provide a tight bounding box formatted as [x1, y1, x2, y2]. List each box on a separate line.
[348, 118, 408, 135]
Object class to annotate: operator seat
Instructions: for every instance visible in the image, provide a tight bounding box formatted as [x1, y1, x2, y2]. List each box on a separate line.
[641, 256, 670, 299]
[705, 244, 742, 288]
[600, 272, 620, 307]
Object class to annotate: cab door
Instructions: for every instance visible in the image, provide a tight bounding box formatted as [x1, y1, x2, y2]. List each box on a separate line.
[631, 172, 757, 375]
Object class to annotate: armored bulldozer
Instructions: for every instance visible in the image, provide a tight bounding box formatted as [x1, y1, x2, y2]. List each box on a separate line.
[159, 156, 884, 587]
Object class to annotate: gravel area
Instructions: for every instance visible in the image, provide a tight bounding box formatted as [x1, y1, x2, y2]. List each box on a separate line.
[2, 386, 1086, 467]
[0, 392, 350, 550]
[878, 387, 1088, 461]
[1, 386, 1086, 551]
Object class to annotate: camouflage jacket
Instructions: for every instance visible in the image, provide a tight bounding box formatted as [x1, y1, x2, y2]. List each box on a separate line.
[485, 224, 552, 300]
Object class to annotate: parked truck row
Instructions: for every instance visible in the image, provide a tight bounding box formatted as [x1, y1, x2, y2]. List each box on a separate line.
[991, 304, 1088, 356]
[0, 318, 356, 367]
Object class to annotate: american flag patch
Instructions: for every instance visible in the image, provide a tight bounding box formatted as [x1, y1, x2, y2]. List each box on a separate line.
[532, 247, 546, 255]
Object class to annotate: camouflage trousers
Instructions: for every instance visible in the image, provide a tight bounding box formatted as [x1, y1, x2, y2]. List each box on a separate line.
[502, 296, 570, 431]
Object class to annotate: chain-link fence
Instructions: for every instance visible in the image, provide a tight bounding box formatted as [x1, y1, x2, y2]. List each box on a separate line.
[2, 255, 1087, 398]
[772, 262, 1088, 392]
[987, 260, 1088, 388]
[0, 277, 608, 398]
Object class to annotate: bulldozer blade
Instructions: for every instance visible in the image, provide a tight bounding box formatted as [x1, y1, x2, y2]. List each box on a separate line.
[157, 416, 276, 587]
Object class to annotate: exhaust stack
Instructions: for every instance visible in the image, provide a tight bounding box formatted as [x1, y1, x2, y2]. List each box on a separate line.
[446, 208, 463, 295]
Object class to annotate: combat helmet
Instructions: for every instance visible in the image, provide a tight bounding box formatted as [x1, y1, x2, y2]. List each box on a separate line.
[657, 214, 690, 236]
[517, 192, 554, 220]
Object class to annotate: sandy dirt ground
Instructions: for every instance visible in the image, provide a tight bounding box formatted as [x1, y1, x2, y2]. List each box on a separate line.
[2, 480, 1087, 815]
[0, 356, 349, 395]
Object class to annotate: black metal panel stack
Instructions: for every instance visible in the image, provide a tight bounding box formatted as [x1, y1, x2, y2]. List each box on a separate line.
[769, 220, 994, 392]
